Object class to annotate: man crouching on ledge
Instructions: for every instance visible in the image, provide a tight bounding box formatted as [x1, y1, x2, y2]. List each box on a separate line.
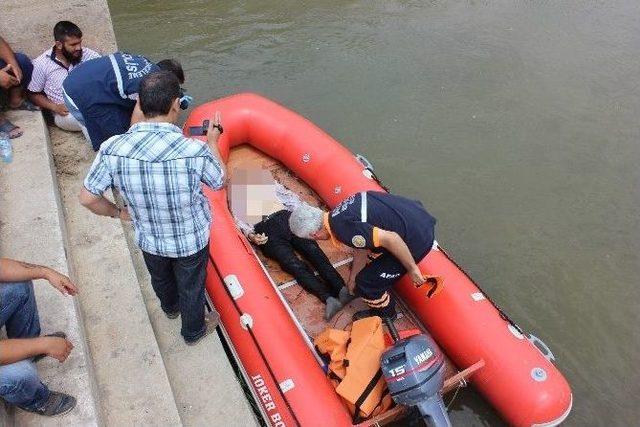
[0, 257, 77, 416]
[79, 70, 226, 345]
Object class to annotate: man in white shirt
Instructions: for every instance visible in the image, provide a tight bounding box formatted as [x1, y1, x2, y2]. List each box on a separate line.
[229, 168, 353, 320]
[27, 21, 99, 136]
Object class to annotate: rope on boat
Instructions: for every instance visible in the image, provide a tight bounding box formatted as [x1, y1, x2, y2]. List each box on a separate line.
[208, 254, 302, 427]
[437, 245, 525, 335]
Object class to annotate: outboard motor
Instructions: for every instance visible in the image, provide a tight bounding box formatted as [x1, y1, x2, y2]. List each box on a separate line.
[381, 320, 451, 427]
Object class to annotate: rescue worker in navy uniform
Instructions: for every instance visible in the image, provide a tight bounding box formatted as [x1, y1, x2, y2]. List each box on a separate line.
[289, 191, 436, 320]
[62, 52, 186, 151]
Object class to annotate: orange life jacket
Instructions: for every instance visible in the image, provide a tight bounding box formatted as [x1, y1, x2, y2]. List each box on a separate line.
[315, 317, 393, 422]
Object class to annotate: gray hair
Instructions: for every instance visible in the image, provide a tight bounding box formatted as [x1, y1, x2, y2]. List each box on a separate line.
[289, 204, 324, 238]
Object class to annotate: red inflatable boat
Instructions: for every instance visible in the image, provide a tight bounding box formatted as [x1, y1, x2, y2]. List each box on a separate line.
[184, 93, 572, 426]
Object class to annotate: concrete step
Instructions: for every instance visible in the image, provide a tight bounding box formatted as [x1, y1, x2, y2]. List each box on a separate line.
[122, 228, 259, 426]
[2, 1, 261, 423]
[0, 110, 100, 427]
[48, 127, 183, 426]
[50, 125, 258, 426]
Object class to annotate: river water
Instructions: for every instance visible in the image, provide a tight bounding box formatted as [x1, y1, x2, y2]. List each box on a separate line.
[108, 1, 639, 425]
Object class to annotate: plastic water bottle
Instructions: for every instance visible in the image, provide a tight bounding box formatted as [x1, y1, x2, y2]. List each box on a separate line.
[0, 131, 12, 163]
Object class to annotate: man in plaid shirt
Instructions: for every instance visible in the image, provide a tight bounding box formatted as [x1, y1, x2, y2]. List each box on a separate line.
[79, 71, 226, 345]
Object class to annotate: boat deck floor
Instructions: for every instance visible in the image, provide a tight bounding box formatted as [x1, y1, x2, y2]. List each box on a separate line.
[227, 145, 463, 424]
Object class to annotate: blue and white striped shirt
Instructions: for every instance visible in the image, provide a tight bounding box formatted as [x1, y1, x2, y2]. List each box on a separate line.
[84, 122, 224, 257]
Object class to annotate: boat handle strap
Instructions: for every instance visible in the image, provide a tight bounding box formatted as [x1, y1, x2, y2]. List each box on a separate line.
[527, 333, 556, 362]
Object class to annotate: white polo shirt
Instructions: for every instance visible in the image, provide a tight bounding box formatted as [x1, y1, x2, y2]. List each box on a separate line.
[28, 47, 100, 104]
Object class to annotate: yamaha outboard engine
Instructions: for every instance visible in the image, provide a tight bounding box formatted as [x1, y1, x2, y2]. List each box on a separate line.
[381, 321, 451, 427]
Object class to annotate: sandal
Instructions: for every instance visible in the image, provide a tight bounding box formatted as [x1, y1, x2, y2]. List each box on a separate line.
[10, 99, 40, 111]
[0, 118, 24, 139]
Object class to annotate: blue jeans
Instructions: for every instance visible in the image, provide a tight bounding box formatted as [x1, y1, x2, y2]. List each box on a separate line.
[0, 360, 49, 411]
[0, 281, 49, 410]
[0, 52, 34, 90]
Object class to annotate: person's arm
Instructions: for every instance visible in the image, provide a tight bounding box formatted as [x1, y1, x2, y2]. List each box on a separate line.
[275, 182, 304, 211]
[347, 249, 369, 292]
[79, 187, 130, 221]
[232, 215, 268, 245]
[0, 257, 77, 295]
[377, 230, 426, 285]
[28, 92, 68, 115]
[79, 150, 131, 220]
[0, 65, 19, 89]
[206, 111, 226, 182]
[0, 337, 73, 365]
[234, 216, 255, 237]
[0, 37, 21, 82]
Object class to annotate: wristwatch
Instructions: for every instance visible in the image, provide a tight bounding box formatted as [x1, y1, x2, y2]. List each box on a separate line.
[212, 123, 223, 134]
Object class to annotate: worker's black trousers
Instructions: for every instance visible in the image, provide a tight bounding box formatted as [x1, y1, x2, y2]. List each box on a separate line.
[355, 245, 433, 318]
[255, 210, 345, 303]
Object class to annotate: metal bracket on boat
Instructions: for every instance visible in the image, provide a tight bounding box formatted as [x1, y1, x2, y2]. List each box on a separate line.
[355, 153, 374, 170]
[507, 323, 525, 339]
[224, 274, 244, 300]
[527, 333, 556, 362]
[240, 313, 253, 330]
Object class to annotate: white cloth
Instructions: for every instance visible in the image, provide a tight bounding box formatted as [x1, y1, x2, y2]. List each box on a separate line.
[232, 182, 303, 236]
[54, 113, 91, 142]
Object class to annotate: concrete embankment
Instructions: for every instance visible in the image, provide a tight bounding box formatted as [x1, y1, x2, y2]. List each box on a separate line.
[1, 1, 256, 425]
[0, 111, 100, 427]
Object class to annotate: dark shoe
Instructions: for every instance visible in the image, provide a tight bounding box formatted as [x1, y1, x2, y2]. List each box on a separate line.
[0, 118, 23, 139]
[338, 287, 356, 305]
[33, 332, 67, 363]
[19, 390, 76, 416]
[185, 310, 220, 346]
[324, 297, 344, 321]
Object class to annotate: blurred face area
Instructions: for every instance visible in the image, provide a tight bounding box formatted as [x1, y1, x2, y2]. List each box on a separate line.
[229, 168, 283, 224]
[57, 36, 83, 65]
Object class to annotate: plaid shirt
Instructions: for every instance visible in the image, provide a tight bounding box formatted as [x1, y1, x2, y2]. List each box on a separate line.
[84, 122, 224, 257]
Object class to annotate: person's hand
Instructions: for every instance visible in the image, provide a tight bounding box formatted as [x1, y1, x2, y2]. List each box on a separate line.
[0, 65, 19, 89]
[409, 266, 426, 285]
[42, 336, 73, 362]
[212, 111, 222, 130]
[53, 103, 69, 116]
[8, 61, 23, 83]
[207, 111, 222, 139]
[248, 232, 268, 245]
[44, 269, 78, 296]
[119, 208, 132, 222]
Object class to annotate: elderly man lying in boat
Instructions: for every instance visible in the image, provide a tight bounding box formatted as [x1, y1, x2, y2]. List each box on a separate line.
[228, 168, 353, 320]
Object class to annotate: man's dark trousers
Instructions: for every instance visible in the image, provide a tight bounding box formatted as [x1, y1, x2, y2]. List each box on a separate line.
[142, 244, 209, 343]
[255, 210, 345, 303]
[0, 52, 34, 94]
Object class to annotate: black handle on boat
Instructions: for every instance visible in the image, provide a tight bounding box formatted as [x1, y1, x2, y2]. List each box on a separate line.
[384, 316, 401, 342]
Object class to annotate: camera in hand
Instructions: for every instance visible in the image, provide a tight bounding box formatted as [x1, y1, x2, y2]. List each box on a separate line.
[189, 120, 209, 136]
